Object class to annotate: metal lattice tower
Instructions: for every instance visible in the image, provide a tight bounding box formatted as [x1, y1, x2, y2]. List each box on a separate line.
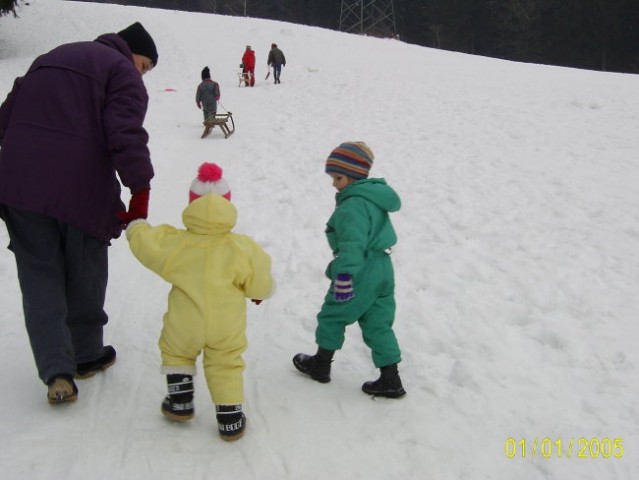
[339, 0, 397, 37]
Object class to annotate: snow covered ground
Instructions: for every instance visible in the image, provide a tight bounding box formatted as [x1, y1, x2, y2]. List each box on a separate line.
[1, 1, 638, 478]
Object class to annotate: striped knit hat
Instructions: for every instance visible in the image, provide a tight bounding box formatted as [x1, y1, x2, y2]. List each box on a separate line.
[189, 162, 231, 203]
[325, 142, 374, 180]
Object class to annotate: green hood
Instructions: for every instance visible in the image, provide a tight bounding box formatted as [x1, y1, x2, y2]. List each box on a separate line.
[336, 178, 401, 213]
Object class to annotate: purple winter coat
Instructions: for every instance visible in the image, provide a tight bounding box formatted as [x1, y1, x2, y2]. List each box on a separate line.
[0, 33, 154, 241]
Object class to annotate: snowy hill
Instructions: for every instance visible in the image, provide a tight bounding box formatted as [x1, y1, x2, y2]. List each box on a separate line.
[1, 1, 638, 479]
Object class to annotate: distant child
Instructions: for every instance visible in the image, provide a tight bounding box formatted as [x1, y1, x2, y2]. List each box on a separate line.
[241, 45, 256, 87]
[125, 163, 274, 441]
[196, 66, 220, 122]
[293, 142, 406, 398]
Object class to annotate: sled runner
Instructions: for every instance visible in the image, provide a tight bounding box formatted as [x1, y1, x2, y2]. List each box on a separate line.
[201, 111, 235, 139]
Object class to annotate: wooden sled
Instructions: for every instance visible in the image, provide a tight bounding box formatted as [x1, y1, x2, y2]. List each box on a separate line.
[201, 112, 235, 139]
[238, 71, 252, 87]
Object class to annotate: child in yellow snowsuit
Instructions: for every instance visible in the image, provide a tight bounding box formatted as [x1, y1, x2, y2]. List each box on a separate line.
[125, 163, 274, 441]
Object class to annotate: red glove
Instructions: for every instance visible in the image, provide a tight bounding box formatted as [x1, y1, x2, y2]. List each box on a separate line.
[251, 299, 263, 305]
[117, 187, 150, 226]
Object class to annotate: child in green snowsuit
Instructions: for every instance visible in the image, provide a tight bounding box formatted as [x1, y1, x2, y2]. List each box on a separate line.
[293, 142, 406, 398]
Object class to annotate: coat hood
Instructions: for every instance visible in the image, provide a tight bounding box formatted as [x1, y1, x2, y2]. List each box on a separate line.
[337, 178, 401, 213]
[182, 194, 237, 235]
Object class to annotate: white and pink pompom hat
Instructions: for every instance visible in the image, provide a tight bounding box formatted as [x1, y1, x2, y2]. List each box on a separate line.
[189, 162, 231, 203]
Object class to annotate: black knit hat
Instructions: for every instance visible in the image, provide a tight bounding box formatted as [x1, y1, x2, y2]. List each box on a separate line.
[117, 22, 158, 66]
[201, 66, 210, 80]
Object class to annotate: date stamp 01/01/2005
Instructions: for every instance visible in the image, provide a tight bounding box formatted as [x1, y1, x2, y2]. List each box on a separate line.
[505, 437, 624, 459]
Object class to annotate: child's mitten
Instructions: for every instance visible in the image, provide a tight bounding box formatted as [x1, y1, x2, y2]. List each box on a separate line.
[333, 273, 354, 302]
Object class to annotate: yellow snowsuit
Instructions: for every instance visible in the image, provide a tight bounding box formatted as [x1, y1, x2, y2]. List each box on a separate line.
[126, 194, 273, 405]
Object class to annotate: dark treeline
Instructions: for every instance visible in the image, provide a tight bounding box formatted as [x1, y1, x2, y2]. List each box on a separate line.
[67, 0, 344, 27]
[53, 1, 639, 73]
[1, 0, 19, 17]
[403, 0, 639, 74]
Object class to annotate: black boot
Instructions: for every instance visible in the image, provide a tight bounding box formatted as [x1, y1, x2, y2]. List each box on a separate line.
[161, 374, 194, 421]
[75, 345, 117, 379]
[362, 364, 406, 398]
[216, 404, 246, 441]
[293, 347, 334, 383]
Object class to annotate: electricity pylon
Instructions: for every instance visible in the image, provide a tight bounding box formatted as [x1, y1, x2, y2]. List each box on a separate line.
[339, 0, 397, 37]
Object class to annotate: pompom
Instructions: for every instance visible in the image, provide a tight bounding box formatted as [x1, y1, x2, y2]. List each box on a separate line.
[197, 162, 223, 182]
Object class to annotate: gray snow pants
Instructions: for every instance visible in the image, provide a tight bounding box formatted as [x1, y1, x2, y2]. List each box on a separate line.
[1, 206, 109, 384]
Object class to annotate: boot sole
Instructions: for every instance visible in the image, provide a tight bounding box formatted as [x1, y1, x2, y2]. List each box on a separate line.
[362, 387, 407, 399]
[75, 357, 116, 379]
[220, 430, 245, 442]
[161, 406, 194, 422]
[48, 392, 78, 405]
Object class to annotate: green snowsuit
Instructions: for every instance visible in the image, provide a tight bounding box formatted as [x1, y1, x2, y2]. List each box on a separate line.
[316, 178, 402, 368]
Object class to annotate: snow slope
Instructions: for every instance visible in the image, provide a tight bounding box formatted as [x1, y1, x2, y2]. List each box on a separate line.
[0, 1, 638, 479]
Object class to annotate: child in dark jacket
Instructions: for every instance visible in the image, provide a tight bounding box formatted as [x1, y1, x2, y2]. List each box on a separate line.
[196, 66, 220, 122]
[293, 142, 406, 398]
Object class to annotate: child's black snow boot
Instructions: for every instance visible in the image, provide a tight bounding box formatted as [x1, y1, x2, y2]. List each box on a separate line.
[161, 374, 194, 421]
[362, 364, 406, 398]
[293, 347, 334, 383]
[216, 404, 246, 441]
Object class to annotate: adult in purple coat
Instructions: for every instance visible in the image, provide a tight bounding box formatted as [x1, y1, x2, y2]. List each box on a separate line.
[0, 22, 158, 404]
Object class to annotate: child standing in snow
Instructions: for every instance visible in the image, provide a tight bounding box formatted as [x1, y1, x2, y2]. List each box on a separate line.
[196, 66, 220, 122]
[125, 163, 274, 441]
[293, 142, 406, 398]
